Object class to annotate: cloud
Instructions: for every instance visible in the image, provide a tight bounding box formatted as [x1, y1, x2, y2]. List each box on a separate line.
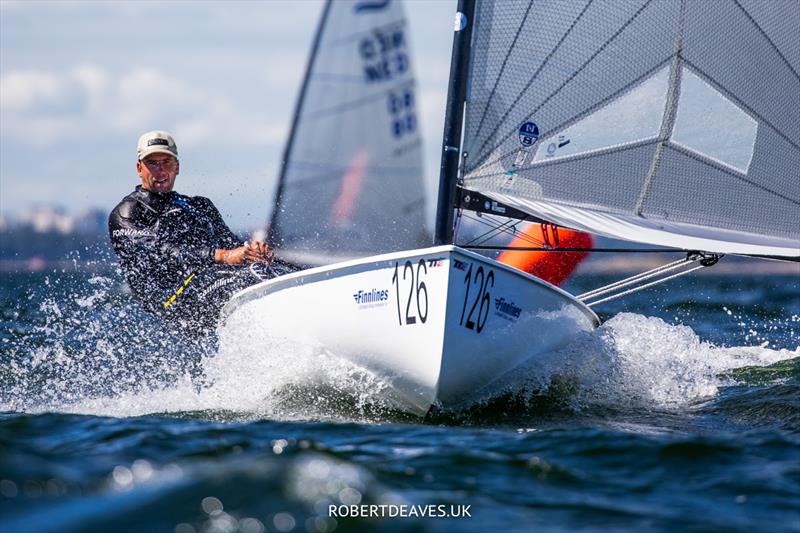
[113, 67, 211, 130]
[0, 64, 287, 149]
[0, 70, 64, 111]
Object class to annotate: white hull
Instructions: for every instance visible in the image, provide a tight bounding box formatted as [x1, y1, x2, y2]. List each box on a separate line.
[221, 245, 599, 417]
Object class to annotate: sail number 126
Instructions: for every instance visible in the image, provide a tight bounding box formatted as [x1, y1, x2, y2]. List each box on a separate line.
[392, 260, 428, 326]
[460, 264, 494, 333]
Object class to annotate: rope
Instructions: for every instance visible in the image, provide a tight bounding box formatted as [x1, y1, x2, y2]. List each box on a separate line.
[577, 257, 692, 300]
[585, 265, 706, 307]
[578, 252, 720, 307]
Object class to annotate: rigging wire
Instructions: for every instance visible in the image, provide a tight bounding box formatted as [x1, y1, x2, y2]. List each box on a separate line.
[464, 245, 687, 253]
[577, 257, 693, 301]
[583, 264, 707, 307]
[458, 212, 545, 248]
[577, 252, 720, 307]
[470, 219, 521, 246]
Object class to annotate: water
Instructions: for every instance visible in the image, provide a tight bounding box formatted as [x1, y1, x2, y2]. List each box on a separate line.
[1, 267, 799, 532]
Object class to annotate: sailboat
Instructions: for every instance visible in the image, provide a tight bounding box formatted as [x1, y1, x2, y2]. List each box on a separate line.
[222, 0, 799, 417]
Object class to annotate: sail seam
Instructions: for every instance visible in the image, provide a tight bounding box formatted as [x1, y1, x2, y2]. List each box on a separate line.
[309, 73, 375, 84]
[284, 167, 423, 190]
[301, 80, 415, 119]
[470, 0, 537, 144]
[666, 143, 800, 207]
[470, 0, 654, 169]
[286, 161, 423, 174]
[325, 18, 409, 47]
[635, 0, 686, 216]
[734, 0, 800, 83]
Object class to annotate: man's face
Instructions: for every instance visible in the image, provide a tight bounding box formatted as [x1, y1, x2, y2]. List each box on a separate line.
[137, 153, 179, 193]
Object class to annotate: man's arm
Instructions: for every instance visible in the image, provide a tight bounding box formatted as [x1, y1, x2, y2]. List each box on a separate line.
[195, 197, 273, 265]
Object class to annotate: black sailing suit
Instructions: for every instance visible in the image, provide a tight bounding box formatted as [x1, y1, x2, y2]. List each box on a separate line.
[109, 186, 270, 337]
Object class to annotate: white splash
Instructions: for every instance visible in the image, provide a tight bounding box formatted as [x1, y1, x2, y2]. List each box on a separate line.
[494, 312, 799, 410]
[54, 326, 394, 421]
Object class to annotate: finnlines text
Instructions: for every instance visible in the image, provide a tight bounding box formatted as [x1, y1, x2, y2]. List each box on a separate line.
[353, 289, 389, 304]
[495, 297, 522, 319]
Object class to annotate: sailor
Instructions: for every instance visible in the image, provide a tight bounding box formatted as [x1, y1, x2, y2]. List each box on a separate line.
[109, 130, 282, 337]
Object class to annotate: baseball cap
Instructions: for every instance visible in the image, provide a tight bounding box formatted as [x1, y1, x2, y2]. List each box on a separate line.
[137, 130, 178, 161]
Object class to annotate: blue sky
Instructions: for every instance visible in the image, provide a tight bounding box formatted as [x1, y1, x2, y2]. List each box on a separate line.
[0, 0, 456, 230]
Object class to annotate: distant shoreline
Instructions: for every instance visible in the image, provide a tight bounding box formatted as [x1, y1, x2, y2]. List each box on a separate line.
[577, 255, 800, 276]
[2, 255, 797, 276]
[0, 259, 117, 273]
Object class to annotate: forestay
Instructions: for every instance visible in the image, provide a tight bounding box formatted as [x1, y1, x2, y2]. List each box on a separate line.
[461, 0, 799, 258]
[269, 0, 427, 265]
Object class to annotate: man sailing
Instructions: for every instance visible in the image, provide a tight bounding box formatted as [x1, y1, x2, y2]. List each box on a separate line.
[109, 130, 288, 337]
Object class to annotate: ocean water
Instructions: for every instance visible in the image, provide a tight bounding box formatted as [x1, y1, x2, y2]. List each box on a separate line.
[1, 266, 799, 532]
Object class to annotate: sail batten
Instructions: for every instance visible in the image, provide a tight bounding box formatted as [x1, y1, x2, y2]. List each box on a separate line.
[300, 80, 415, 118]
[461, 0, 800, 258]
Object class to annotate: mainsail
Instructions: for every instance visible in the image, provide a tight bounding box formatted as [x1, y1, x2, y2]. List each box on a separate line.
[459, 0, 799, 258]
[269, 0, 427, 265]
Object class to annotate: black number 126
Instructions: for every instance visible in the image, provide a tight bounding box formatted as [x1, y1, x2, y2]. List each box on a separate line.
[392, 259, 428, 326]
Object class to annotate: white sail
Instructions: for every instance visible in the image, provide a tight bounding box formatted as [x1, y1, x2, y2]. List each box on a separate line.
[269, 0, 427, 265]
[460, 0, 800, 258]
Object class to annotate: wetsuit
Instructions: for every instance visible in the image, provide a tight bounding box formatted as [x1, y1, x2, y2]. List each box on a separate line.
[109, 186, 276, 337]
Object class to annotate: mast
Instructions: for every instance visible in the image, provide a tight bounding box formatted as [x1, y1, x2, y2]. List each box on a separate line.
[434, 0, 477, 245]
[267, 0, 334, 247]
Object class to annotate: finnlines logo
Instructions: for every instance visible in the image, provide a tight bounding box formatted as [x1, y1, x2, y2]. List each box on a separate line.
[353, 288, 389, 305]
[495, 297, 522, 320]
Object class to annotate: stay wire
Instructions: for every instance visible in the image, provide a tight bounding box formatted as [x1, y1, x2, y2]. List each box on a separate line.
[458, 213, 545, 248]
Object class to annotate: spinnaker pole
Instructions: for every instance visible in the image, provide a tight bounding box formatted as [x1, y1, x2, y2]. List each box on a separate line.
[434, 0, 477, 245]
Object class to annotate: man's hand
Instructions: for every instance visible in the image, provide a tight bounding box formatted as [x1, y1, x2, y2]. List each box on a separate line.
[244, 240, 274, 263]
[214, 240, 274, 265]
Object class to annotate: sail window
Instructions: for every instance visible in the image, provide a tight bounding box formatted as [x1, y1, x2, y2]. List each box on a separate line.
[670, 68, 758, 174]
[532, 65, 671, 163]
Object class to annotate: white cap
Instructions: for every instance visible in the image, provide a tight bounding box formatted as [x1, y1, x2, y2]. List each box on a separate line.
[137, 130, 178, 160]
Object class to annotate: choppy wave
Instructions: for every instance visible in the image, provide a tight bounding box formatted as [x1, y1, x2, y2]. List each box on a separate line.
[432, 313, 799, 426]
[2, 272, 798, 426]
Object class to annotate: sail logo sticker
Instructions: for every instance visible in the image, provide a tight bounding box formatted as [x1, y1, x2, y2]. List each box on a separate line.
[546, 135, 571, 157]
[353, 288, 390, 308]
[494, 297, 522, 321]
[353, 0, 391, 13]
[427, 257, 446, 268]
[518, 122, 539, 147]
[483, 200, 506, 214]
